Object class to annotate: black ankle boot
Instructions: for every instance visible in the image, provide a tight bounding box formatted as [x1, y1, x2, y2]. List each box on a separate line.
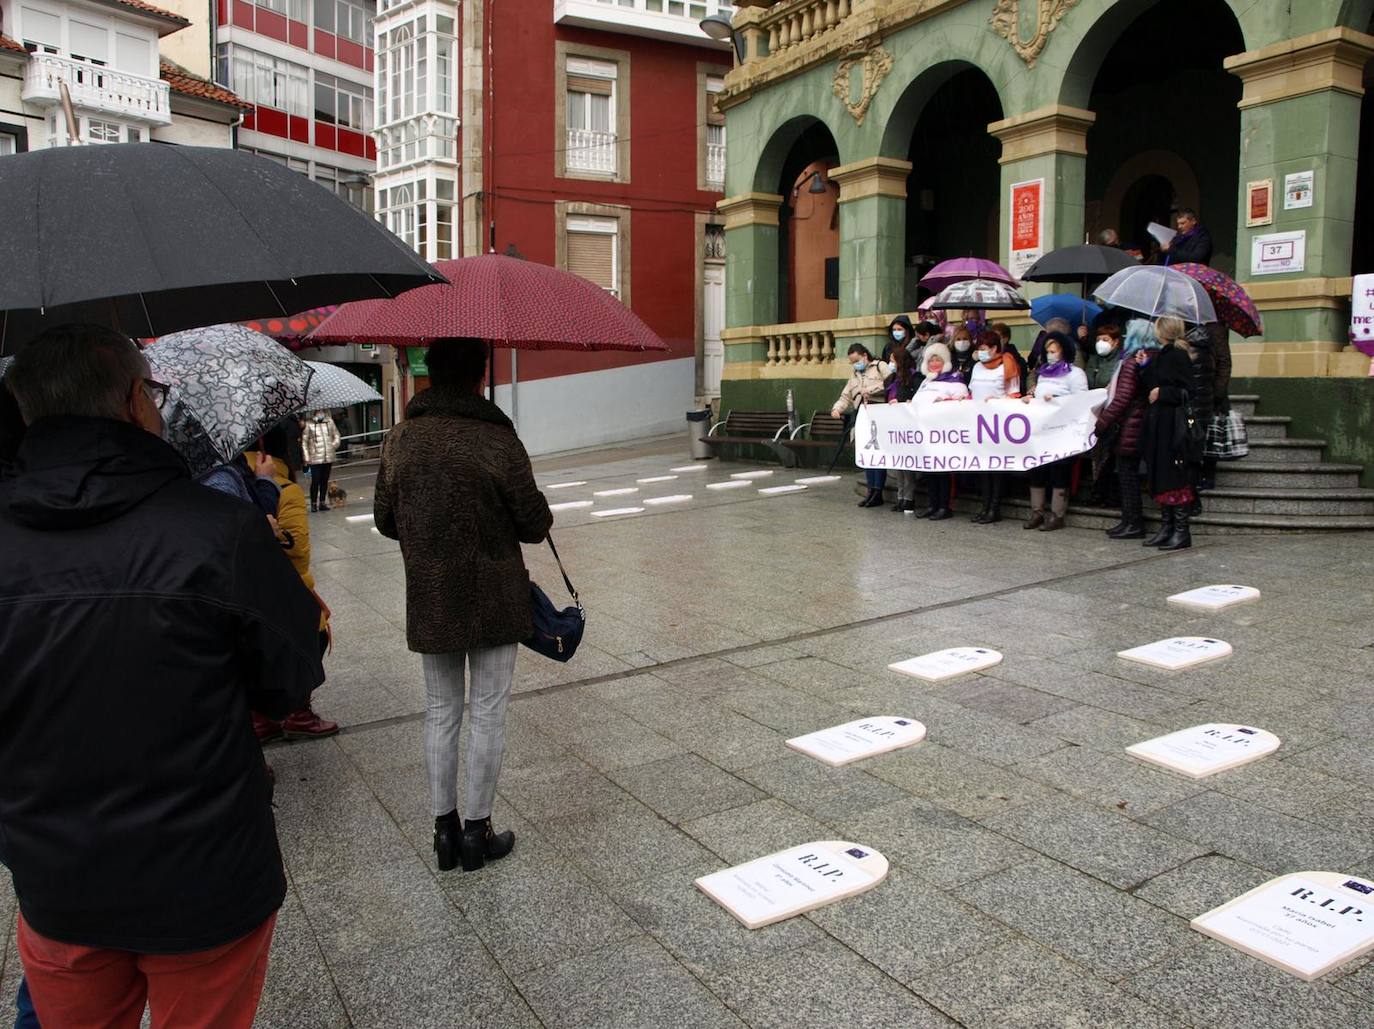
[1143, 506, 1175, 547]
[1104, 516, 1127, 536]
[461, 816, 515, 872]
[434, 811, 460, 872]
[1108, 518, 1146, 540]
[983, 505, 1002, 524]
[857, 488, 877, 508]
[1160, 505, 1193, 551]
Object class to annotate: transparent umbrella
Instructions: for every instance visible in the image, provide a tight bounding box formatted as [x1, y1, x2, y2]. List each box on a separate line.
[301, 361, 383, 412]
[1093, 265, 1216, 323]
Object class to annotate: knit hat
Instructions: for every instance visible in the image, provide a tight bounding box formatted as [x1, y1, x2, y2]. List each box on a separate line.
[921, 341, 953, 378]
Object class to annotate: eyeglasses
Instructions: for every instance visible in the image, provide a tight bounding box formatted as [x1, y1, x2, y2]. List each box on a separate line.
[141, 378, 170, 411]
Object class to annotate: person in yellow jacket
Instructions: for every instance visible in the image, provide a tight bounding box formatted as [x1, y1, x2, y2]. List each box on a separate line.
[245, 424, 338, 741]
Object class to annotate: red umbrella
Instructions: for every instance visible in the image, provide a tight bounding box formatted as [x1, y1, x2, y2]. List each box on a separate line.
[1172, 263, 1263, 337]
[309, 254, 667, 352]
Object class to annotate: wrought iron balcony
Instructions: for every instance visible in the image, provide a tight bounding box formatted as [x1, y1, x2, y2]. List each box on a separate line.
[22, 53, 172, 126]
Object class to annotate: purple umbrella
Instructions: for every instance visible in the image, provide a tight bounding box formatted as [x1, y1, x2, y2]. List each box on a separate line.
[921, 257, 1018, 292]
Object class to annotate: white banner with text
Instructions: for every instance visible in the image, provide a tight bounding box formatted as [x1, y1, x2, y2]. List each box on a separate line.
[854, 390, 1107, 473]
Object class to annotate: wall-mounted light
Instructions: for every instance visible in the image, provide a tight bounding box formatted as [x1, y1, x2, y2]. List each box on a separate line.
[808, 171, 828, 194]
[699, 14, 745, 62]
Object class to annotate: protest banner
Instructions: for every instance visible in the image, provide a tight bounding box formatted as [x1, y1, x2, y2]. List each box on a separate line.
[854, 391, 1106, 473]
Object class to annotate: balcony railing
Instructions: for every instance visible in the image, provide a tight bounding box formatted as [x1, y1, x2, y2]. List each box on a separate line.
[22, 53, 172, 125]
[566, 127, 618, 175]
[706, 140, 726, 189]
[761, 0, 853, 56]
[554, 0, 734, 48]
[764, 322, 837, 367]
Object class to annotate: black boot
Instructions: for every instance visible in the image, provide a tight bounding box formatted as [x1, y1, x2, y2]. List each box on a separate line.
[434, 811, 461, 872]
[461, 816, 515, 872]
[857, 488, 877, 508]
[1160, 504, 1193, 551]
[1110, 461, 1145, 538]
[861, 489, 885, 508]
[985, 476, 1004, 523]
[1143, 506, 1175, 547]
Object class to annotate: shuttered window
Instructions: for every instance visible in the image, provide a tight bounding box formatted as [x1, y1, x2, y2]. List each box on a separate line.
[566, 216, 618, 295]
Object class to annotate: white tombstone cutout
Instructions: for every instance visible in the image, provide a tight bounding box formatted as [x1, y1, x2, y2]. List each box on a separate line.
[593, 487, 639, 497]
[345, 513, 374, 523]
[637, 475, 679, 484]
[671, 465, 709, 473]
[1118, 636, 1232, 671]
[590, 507, 644, 518]
[1126, 723, 1281, 779]
[695, 841, 889, 929]
[549, 500, 594, 512]
[1167, 585, 1262, 612]
[545, 481, 588, 489]
[786, 717, 927, 768]
[795, 475, 842, 485]
[643, 494, 692, 506]
[758, 484, 807, 495]
[1193, 872, 1374, 981]
[888, 647, 1003, 683]
[707, 480, 751, 490]
[731, 470, 775, 479]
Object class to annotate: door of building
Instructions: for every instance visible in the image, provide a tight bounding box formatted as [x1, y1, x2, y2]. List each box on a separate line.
[703, 261, 725, 401]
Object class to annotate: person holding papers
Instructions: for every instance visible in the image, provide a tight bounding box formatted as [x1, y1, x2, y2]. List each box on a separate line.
[913, 342, 969, 521]
[964, 330, 1021, 525]
[1158, 208, 1213, 266]
[1022, 333, 1089, 532]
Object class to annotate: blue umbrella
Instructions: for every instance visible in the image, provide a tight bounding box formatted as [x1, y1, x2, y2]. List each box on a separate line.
[1030, 293, 1103, 330]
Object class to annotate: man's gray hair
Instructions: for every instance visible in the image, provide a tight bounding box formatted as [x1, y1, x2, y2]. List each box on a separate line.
[6, 324, 148, 424]
[1043, 317, 1073, 335]
[1098, 228, 1119, 244]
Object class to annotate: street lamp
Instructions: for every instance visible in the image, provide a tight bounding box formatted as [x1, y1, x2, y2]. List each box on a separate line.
[699, 14, 745, 62]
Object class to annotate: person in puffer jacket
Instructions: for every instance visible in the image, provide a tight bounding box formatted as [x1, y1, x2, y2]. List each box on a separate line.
[1095, 319, 1159, 540]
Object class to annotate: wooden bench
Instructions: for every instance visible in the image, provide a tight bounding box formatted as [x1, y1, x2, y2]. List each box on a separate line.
[781, 412, 850, 467]
[703, 410, 794, 464]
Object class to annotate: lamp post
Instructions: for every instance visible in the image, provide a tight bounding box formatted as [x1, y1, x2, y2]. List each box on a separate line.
[698, 14, 745, 63]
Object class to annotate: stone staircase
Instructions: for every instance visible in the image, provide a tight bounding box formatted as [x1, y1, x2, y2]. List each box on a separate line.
[867, 394, 1374, 534]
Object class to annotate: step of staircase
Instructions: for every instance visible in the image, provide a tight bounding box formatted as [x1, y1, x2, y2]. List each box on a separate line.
[1229, 394, 1260, 418]
[1241, 415, 1290, 440]
[1214, 461, 1364, 490]
[1196, 487, 1374, 516]
[1244, 438, 1328, 463]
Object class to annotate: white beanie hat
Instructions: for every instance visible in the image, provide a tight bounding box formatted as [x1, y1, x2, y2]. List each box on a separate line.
[921, 341, 952, 378]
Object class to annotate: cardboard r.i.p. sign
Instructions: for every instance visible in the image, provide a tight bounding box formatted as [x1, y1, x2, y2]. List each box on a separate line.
[1167, 585, 1261, 612]
[1117, 636, 1232, 671]
[1193, 872, 1374, 981]
[695, 841, 889, 929]
[1126, 723, 1280, 778]
[888, 647, 1002, 683]
[786, 716, 927, 767]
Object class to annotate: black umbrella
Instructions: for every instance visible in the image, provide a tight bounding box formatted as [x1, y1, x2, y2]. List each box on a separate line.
[1020, 244, 1138, 284]
[0, 143, 444, 352]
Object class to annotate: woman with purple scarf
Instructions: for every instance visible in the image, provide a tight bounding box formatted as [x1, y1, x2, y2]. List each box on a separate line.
[912, 341, 969, 520]
[1022, 332, 1088, 532]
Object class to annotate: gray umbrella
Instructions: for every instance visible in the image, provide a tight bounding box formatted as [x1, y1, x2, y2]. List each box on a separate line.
[0, 143, 445, 352]
[301, 361, 382, 412]
[145, 325, 314, 478]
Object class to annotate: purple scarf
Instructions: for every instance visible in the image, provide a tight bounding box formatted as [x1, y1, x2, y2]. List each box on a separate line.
[934, 370, 964, 383]
[1038, 360, 1072, 378]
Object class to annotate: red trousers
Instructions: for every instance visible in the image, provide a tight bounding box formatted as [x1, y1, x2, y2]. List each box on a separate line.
[17, 913, 276, 1029]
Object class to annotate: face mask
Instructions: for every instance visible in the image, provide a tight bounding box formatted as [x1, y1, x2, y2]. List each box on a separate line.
[892, 329, 906, 341]
[1046, 352, 1062, 365]
[975, 350, 992, 363]
[1096, 340, 1114, 357]
[854, 360, 868, 373]
[314, 413, 326, 422]
[954, 340, 971, 353]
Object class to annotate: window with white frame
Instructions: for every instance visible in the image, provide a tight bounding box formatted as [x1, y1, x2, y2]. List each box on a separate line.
[217, 45, 309, 117]
[566, 215, 619, 296]
[0, 134, 15, 156]
[705, 74, 726, 189]
[315, 72, 373, 132]
[257, 0, 308, 20]
[565, 58, 616, 175]
[315, 0, 371, 44]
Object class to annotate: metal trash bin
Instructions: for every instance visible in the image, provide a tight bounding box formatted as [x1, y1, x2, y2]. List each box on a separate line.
[687, 408, 713, 460]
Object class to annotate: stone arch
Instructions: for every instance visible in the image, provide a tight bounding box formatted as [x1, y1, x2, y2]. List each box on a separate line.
[1100, 150, 1202, 230]
[751, 114, 846, 194]
[877, 60, 1005, 161]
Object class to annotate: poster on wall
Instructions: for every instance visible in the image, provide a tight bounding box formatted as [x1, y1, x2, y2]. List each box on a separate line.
[1009, 178, 1044, 279]
[1251, 231, 1306, 276]
[1246, 179, 1273, 227]
[1284, 170, 1315, 210]
[1350, 273, 1374, 357]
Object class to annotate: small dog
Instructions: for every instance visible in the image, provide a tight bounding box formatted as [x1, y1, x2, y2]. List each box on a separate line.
[327, 481, 348, 507]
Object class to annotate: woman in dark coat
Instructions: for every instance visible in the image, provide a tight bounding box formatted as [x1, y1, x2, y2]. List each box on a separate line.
[1200, 321, 1232, 490]
[1095, 319, 1159, 540]
[1184, 325, 1217, 513]
[1139, 316, 1198, 550]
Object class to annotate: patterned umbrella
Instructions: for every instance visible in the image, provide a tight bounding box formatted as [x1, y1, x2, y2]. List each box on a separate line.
[920, 257, 1018, 292]
[928, 278, 1029, 311]
[1171, 263, 1263, 337]
[144, 324, 313, 478]
[302, 361, 382, 412]
[241, 306, 340, 346]
[308, 254, 668, 351]
[1093, 265, 1216, 323]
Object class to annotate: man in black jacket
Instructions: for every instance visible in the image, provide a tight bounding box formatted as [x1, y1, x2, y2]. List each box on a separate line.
[1161, 207, 1213, 266]
[0, 325, 324, 1026]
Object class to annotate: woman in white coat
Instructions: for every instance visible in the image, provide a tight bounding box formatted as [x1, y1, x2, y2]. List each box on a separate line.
[1022, 333, 1088, 531]
[301, 410, 342, 512]
[913, 341, 969, 520]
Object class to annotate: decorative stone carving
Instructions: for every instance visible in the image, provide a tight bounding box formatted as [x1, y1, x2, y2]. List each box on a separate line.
[832, 42, 893, 125]
[989, 0, 1080, 69]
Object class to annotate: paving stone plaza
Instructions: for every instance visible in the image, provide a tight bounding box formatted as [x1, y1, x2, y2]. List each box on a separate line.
[6, 438, 1374, 1028]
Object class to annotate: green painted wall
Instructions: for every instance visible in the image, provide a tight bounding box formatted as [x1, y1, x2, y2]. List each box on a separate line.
[1234, 376, 1374, 487]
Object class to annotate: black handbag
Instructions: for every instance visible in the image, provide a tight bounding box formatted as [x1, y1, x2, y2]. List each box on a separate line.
[523, 536, 584, 662]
